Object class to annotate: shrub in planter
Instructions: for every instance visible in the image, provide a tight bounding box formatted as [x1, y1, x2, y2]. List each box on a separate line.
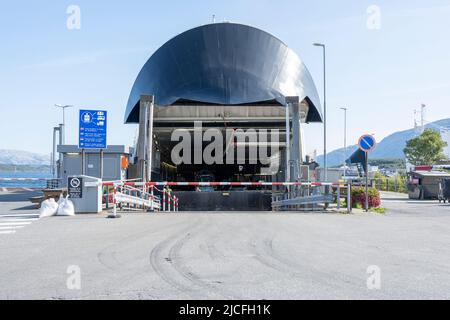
[351, 187, 381, 208]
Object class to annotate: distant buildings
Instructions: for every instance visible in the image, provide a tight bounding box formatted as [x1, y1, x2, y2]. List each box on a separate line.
[440, 128, 450, 159]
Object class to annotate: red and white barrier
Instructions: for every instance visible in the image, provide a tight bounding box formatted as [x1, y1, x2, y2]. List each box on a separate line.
[102, 181, 343, 214]
[0, 178, 54, 181]
[103, 181, 339, 187]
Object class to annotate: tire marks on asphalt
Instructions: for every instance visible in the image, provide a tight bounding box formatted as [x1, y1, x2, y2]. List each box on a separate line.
[149, 217, 236, 299]
[248, 219, 364, 291]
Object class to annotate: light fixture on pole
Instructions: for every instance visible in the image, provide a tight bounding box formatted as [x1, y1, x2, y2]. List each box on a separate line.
[55, 104, 74, 144]
[313, 43, 327, 181]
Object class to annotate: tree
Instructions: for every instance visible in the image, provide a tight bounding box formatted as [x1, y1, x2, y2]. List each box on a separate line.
[403, 129, 448, 165]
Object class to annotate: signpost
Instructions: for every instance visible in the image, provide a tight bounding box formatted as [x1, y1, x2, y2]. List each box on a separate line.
[79, 110, 108, 149]
[79, 109, 108, 179]
[358, 134, 377, 212]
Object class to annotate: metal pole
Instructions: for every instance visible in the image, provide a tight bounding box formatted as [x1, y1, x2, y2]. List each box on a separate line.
[107, 184, 121, 219]
[113, 186, 117, 216]
[322, 46, 327, 182]
[142, 105, 148, 184]
[163, 188, 166, 212]
[287, 97, 302, 182]
[313, 43, 327, 182]
[285, 103, 291, 184]
[55, 104, 73, 144]
[81, 149, 86, 175]
[150, 185, 154, 212]
[58, 124, 64, 179]
[147, 97, 155, 182]
[142, 188, 146, 212]
[52, 127, 59, 178]
[337, 185, 341, 210]
[62, 109, 65, 144]
[168, 191, 171, 212]
[100, 149, 104, 180]
[138, 96, 151, 187]
[365, 152, 369, 212]
[347, 183, 351, 213]
[341, 107, 347, 168]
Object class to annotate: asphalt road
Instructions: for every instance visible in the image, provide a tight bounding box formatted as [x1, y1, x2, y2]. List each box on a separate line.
[0, 190, 450, 300]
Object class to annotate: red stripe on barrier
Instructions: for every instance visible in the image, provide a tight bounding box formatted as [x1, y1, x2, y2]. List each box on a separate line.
[103, 181, 342, 187]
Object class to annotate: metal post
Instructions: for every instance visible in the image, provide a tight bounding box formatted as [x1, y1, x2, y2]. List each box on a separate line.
[163, 188, 166, 212]
[58, 124, 64, 178]
[287, 97, 302, 182]
[365, 152, 369, 212]
[106, 186, 109, 209]
[113, 186, 117, 216]
[107, 185, 121, 219]
[347, 183, 351, 213]
[337, 184, 341, 210]
[100, 149, 104, 180]
[81, 149, 86, 175]
[55, 104, 73, 145]
[138, 97, 148, 185]
[313, 43, 327, 182]
[285, 102, 291, 183]
[341, 107, 347, 168]
[150, 185, 154, 211]
[323, 46, 327, 182]
[147, 97, 155, 182]
[168, 191, 171, 212]
[52, 127, 59, 178]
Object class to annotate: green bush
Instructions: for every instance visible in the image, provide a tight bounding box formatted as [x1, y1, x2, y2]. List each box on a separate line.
[373, 172, 407, 193]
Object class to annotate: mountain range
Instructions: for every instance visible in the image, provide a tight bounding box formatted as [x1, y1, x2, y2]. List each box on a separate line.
[317, 118, 450, 167]
[0, 149, 50, 166]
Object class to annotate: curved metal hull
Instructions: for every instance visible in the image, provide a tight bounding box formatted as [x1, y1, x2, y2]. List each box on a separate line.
[125, 23, 322, 124]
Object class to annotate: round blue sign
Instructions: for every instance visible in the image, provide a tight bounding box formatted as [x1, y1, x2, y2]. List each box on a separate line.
[359, 134, 376, 152]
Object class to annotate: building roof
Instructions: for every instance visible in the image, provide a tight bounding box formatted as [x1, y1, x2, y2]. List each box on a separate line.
[57, 145, 131, 154]
[124, 23, 322, 124]
[411, 171, 450, 178]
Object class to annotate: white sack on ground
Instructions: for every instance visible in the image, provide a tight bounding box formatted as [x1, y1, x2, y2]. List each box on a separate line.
[57, 194, 64, 206]
[57, 196, 76, 217]
[39, 198, 59, 218]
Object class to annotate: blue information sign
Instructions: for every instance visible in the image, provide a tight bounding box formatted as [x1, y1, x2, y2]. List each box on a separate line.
[358, 134, 376, 152]
[79, 110, 107, 149]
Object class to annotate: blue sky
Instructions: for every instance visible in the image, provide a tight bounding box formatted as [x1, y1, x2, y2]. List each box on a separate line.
[1, 0, 450, 157]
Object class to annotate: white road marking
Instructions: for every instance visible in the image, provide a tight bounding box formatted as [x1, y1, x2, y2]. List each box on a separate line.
[0, 218, 39, 222]
[0, 214, 40, 218]
[0, 222, 32, 226]
[0, 230, 16, 235]
[383, 199, 439, 204]
[0, 226, 25, 230]
[0, 213, 40, 235]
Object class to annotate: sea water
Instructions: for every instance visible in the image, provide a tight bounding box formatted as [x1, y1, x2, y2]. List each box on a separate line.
[0, 171, 52, 189]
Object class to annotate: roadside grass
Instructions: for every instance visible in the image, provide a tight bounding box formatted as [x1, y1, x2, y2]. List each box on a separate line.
[369, 207, 387, 214]
[342, 202, 387, 214]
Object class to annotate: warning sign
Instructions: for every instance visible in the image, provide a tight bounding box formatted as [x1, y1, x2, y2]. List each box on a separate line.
[68, 177, 83, 199]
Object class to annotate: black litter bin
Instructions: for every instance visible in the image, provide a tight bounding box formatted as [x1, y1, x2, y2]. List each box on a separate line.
[441, 179, 450, 203]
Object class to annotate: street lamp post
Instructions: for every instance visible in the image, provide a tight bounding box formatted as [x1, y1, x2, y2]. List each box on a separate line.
[341, 107, 348, 169]
[313, 43, 327, 181]
[55, 104, 73, 144]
